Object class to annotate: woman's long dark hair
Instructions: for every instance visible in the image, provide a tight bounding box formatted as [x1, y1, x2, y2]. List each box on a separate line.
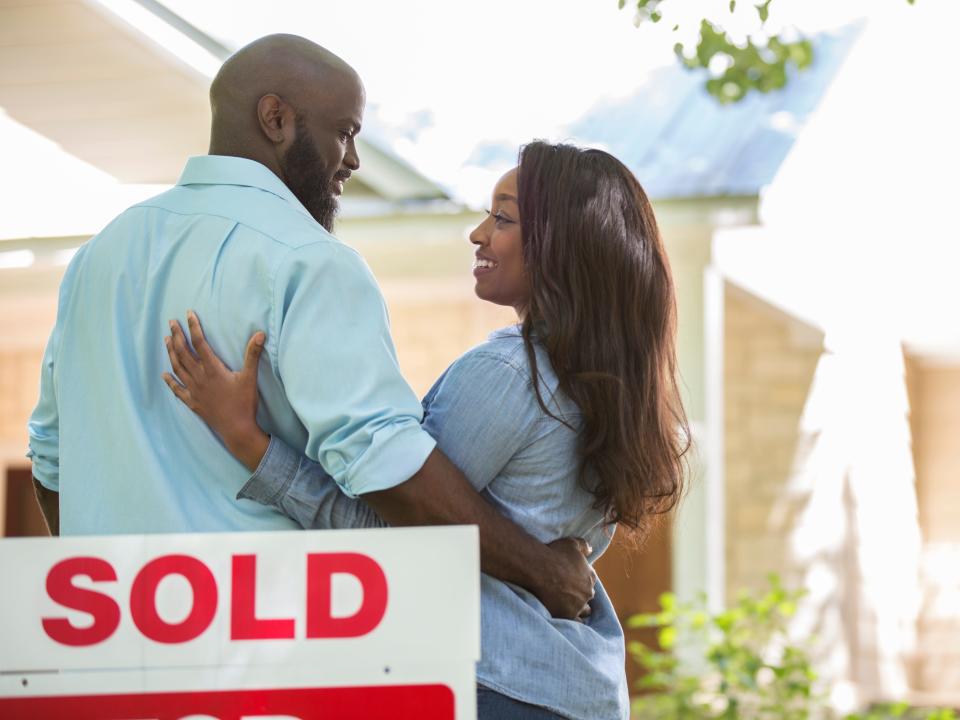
[517, 141, 690, 539]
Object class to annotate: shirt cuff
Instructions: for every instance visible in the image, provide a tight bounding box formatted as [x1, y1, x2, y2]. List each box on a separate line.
[26, 447, 60, 492]
[339, 422, 437, 498]
[237, 435, 301, 506]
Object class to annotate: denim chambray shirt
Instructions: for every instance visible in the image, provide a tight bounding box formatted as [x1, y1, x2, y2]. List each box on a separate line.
[240, 326, 630, 720]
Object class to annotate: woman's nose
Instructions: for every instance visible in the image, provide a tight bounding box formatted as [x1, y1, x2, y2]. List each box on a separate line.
[468, 214, 493, 246]
[468, 223, 485, 246]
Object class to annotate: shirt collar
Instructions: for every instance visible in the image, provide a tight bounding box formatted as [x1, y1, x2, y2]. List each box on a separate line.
[488, 321, 549, 342]
[176, 155, 315, 221]
[488, 324, 523, 340]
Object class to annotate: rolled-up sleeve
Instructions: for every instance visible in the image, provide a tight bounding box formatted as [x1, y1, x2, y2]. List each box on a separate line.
[273, 242, 436, 497]
[238, 435, 386, 530]
[27, 324, 61, 491]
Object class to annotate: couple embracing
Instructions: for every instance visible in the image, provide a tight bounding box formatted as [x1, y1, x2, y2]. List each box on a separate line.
[28, 34, 689, 720]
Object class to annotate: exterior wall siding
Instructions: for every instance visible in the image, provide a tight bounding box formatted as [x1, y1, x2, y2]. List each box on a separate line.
[723, 283, 824, 598]
[905, 360, 960, 698]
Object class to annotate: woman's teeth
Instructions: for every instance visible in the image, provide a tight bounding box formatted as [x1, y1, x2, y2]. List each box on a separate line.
[473, 258, 497, 269]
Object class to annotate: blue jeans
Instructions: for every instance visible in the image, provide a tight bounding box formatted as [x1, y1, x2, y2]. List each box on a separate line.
[477, 687, 567, 719]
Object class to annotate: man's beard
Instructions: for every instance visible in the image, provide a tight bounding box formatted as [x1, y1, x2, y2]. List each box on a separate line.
[280, 117, 340, 232]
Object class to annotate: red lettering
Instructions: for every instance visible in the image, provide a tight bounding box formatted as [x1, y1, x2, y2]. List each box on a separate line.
[130, 555, 217, 643]
[306, 552, 387, 638]
[230, 554, 295, 640]
[42, 557, 120, 646]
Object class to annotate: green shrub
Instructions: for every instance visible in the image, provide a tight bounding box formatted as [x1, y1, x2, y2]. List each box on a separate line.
[627, 575, 955, 720]
[844, 704, 957, 720]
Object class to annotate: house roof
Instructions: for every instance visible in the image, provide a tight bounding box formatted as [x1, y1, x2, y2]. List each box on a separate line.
[568, 23, 863, 201]
[0, 0, 449, 202]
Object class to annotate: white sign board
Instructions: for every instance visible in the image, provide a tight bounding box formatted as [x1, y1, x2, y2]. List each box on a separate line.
[0, 526, 480, 719]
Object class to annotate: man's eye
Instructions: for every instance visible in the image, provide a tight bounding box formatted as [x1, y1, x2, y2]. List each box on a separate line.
[338, 131, 351, 142]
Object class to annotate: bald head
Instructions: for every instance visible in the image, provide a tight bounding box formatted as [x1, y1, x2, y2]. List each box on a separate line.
[208, 34, 365, 230]
[210, 35, 359, 142]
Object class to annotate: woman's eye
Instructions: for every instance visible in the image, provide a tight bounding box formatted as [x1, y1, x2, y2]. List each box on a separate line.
[483, 209, 515, 226]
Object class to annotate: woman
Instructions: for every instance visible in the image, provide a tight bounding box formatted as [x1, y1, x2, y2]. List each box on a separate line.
[163, 141, 689, 720]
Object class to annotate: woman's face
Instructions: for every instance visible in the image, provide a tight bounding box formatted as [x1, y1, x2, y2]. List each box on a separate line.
[469, 167, 529, 313]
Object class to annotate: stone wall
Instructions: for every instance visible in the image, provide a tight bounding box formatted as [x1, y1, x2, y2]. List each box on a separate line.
[905, 360, 960, 701]
[723, 283, 960, 707]
[723, 283, 824, 597]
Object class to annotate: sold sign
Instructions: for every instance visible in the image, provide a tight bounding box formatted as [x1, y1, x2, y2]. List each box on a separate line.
[43, 552, 387, 646]
[0, 527, 480, 719]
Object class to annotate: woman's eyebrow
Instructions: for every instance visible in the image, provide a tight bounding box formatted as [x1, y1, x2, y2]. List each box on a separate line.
[495, 193, 518, 203]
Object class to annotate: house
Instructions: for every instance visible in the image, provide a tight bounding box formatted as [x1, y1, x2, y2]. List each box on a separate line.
[1, 0, 957, 711]
[704, 2, 960, 704]
[550, 1, 958, 709]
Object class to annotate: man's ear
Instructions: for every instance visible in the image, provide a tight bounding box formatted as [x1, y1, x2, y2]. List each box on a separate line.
[257, 93, 294, 147]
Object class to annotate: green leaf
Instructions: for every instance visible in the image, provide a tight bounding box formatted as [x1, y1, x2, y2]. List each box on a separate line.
[777, 599, 797, 617]
[730, 0, 737, 10]
[695, 20, 730, 66]
[618, 0, 626, 9]
[658, 625, 677, 649]
[627, 612, 661, 628]
[756, 0, 773, 23]
[626, 640, 647, 656]
[650, 9, 662, 22]
[789, 39, 815, 68]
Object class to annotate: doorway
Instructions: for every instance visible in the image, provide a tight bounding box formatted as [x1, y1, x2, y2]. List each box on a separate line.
[3, 467, 49, 537]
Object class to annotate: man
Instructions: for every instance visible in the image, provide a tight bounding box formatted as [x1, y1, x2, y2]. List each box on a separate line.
[27, 35, 593, 618]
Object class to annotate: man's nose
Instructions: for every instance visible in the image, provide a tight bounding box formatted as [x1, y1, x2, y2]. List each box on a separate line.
[344, 139, 360, 171]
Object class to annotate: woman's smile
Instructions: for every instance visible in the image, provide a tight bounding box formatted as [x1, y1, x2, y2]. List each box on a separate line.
[473, 253, 499, 276]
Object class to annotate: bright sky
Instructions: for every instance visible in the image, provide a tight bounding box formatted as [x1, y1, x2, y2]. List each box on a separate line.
[157, 0, 880, 205]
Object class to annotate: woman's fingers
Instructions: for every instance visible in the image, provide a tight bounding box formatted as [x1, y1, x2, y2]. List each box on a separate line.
[161, 372, 193, 409]
[187, 310, 227, 373]
[242, 331, 266, 376]
[168, 320, 200, 379]
[166, 313, 264, 386]
[164, 334, 194, 385]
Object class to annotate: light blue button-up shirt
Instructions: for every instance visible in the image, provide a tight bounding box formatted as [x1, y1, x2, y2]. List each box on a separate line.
[240, 327, 630, 720]
[27, 155, 436, 535]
